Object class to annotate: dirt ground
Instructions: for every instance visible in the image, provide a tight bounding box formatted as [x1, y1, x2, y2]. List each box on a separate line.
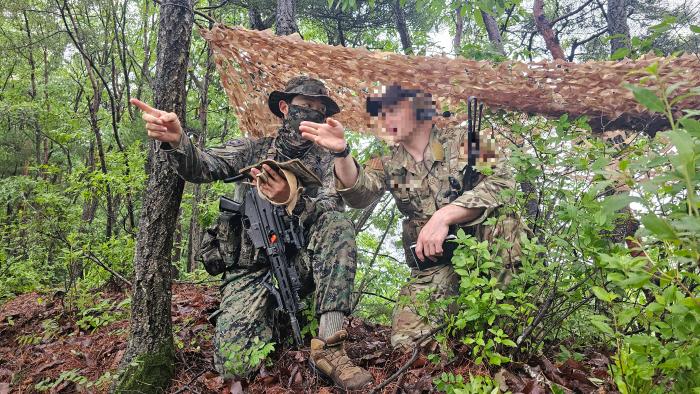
[0, 284, 616, 393]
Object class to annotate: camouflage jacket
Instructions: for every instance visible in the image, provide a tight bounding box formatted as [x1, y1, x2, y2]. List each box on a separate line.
[336, 126, 523, 266]
[159, 130, 343, 268]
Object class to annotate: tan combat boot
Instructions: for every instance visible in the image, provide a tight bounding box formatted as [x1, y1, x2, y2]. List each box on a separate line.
[310, 330, 373, 390]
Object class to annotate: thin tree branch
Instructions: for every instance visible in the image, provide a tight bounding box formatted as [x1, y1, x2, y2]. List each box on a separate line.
[352, 291, 396, 303]
[151, 0, 217, 24]
[352, 207, 397, 310]
[83, 252, 133, 288]
[551, 0, 594, 25]
[370, 323, 447, 393]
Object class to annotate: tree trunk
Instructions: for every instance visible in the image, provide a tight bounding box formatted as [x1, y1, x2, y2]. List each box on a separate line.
[275, 0, 298, 36]
[87, 91, 115, 238]
[187, 45, 214, 272]
[187, 184, 203, 273]
[220, 106, 230, 144]
[173, 211, 183, 268]
[249, 6, 266, 30]
[114, 0, 193, 391]
[393, 0, 412, 54]
[481, 10, 505, 55]
[453, 4, 464, 54]
[58, 0, 116, 236]
[22, 11, 43, 172]
[336, 19, 347, 47]
[607, 0, 630, 56]
[533, 0, 566, 60]
[81, 142, 98, 224]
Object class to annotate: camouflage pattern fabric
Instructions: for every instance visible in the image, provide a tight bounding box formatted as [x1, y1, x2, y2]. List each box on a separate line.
[213, 210, 357, 377]
[160, 125, 357, 378]
[336, 126, 527, 348]
[391, 264, 460, 348]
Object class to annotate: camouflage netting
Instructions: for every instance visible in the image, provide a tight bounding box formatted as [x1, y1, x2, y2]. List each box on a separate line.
[201, 25, 700, 138]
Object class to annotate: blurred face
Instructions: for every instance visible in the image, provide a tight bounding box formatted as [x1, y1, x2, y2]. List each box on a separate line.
[380, 100, 418, 144]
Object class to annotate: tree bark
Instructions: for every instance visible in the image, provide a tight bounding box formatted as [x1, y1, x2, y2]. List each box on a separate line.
[187, 44, 214, 272]
[173, 210, 183, 268]
[607, 0, 630, 56]
[393, 0, 412, 54]
[481, 10, 505, 55]
[533, 0, 566, 60]
[249, 6, 266, 30]
[114, 0, 193, 391]
[336, 18, 347, 47]
[275, 0, 298, 36]
[87, 92, 115, 238]
[22, 11, 42, 169]
[453, 4, 464, 54]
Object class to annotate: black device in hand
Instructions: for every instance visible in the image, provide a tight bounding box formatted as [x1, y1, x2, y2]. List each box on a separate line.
[408, 234, 459, 270]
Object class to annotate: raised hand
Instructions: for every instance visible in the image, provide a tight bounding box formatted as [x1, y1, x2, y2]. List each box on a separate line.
[130, 98, 182, 145]
[299, 118, 347, 153]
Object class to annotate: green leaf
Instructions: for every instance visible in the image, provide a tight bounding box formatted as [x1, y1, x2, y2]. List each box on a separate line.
[474, 7, 485, 29]
[667, 303, 689, 314]
[487, 314, 495, 325]
[618, 307, 640, 326]
[489, 354, 505, 365]
[592, 286, 618, 302]
[690, 25, 700, 34]
[601, 193, 639, 215]
[625, 84, 665, 113]
[679, 118, 700, 139]
[590, 315, 615, 336]
[607, 272, 626, 282]
[667, 130, 694, 169]
[646, 302, 664, 314]
[641, 213, 677, 241]
[611, 47, 630, 60]
[645, 61, 660, 75]
[619, 272, 651, 288]
[627, 334, 659, 350]
[665, 81, 686, 96]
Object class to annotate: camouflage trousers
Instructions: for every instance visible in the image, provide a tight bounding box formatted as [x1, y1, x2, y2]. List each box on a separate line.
[212, 211, 357, 378]
[390, 263, 520, 349]
[391, 264, 459, 348]
[391, 214, 526, 349]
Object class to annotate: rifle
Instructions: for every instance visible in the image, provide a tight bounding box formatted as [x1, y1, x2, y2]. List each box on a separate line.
[447, 96, 483, 202]
[220, 173, 306, 347]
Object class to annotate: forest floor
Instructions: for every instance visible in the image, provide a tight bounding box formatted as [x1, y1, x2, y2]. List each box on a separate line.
[0, 283, 617, 393]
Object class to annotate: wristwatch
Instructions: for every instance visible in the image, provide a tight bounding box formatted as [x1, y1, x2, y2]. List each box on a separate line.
[332, 144, 351, 158]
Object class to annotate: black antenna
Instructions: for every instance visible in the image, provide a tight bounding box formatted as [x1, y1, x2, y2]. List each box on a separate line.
[464, 97, 486, 191]
[478, 103, 483, 133]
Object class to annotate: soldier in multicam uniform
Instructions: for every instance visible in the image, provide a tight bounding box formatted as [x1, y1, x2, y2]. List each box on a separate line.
[130, 76, 373, 390]
[300, 85, 525, 349]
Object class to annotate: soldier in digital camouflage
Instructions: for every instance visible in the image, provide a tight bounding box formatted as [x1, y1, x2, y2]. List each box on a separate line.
[130, 76, 373, 390]
[300, 84, 526, 349]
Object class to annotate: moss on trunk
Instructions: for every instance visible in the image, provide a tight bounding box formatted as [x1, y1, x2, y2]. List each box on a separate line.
[113, 339, 175, 394]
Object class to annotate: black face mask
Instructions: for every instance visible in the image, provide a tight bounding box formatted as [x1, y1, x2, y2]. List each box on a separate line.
[276, 104, 326, 158]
